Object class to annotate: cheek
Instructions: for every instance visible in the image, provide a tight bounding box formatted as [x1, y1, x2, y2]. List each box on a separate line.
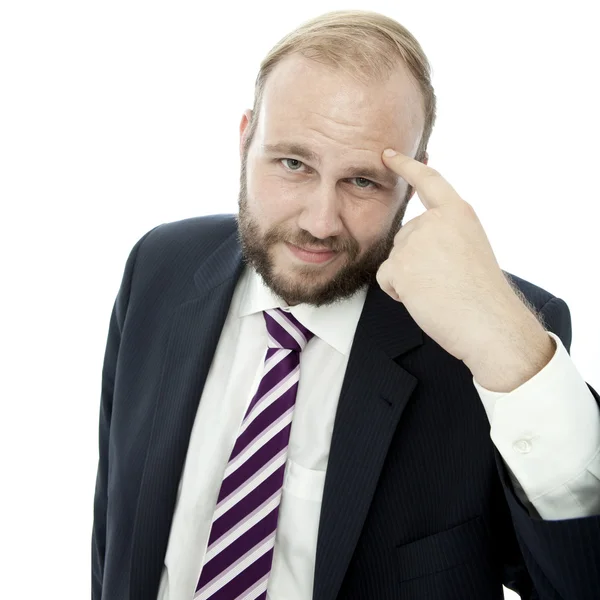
[248, 172, 301, 223]
[343, 201, 397, 247]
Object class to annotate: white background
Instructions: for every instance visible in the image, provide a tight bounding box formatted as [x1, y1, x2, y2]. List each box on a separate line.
[1, 1, 598, 598]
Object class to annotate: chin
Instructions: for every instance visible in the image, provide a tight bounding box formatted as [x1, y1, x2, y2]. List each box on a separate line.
[272, 262, 329, 286]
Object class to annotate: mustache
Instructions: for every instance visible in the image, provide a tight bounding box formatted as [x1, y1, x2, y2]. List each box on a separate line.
[263, 227, 360, 259]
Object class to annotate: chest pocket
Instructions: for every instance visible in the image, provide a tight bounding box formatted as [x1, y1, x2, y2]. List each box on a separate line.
[267, 459, 327, 600]
[283, 458, 326, 502]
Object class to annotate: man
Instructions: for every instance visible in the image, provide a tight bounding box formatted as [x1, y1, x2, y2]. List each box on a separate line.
[92, 9, 600, 600]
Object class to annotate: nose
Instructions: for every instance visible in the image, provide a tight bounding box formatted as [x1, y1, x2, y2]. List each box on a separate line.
[297, 185, 344, 240]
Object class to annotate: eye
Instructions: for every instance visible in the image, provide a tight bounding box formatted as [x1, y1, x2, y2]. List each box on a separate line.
[279, 159, 379, 190]
[352, 177, 377, 189]
[280, 158, 306, 171]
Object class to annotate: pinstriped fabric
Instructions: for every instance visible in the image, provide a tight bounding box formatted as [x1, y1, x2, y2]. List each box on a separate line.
[194, 308, 314, 600]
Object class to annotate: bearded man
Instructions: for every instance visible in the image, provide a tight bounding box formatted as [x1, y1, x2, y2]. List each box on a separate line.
[92, 10, 600, 600]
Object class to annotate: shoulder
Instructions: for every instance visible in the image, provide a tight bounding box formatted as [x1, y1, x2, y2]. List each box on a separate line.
[502, 270, 558, 310]
[502, 270, 573, 349]
[121, 213, 239, 300]
[138, 214, 238, 258]
[126, 213, 238, 273]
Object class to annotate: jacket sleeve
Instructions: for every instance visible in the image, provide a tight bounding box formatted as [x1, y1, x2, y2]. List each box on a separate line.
[498, 296, 600, 599]
[91, 227, 158, 600]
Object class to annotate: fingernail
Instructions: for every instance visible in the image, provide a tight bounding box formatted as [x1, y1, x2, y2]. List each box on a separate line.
[383, 148, 397, 157]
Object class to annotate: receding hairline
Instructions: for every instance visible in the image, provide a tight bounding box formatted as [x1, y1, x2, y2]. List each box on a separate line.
[266, 51, 426, 131]
[244, 10, 437, 163]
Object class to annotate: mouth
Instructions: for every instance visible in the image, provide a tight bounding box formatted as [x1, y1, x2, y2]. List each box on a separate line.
[285, 242, 338, 265]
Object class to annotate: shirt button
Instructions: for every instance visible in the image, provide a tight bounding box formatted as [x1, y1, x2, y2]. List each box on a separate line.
[513, 439, 532, 454]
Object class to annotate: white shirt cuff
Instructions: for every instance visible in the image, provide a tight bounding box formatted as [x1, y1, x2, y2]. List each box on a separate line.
[474, 331, 600, 520]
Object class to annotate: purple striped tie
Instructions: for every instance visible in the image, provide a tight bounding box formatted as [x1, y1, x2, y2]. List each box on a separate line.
[194, 308, 314, 600]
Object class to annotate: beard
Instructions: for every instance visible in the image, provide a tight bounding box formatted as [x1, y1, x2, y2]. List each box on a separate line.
[236, 156, 410, 307]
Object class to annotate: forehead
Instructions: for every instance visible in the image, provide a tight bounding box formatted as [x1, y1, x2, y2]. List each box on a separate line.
[258, 53, 424, 157]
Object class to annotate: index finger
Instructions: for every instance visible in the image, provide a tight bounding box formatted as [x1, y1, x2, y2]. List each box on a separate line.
[382, 148, 462, 210]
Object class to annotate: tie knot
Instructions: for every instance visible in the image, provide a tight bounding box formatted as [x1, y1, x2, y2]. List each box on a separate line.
[263, 308, 314, 351]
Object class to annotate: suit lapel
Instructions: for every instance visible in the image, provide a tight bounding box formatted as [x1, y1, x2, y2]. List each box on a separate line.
[129, 229, 244, 600]
[313, 286, 424, 600]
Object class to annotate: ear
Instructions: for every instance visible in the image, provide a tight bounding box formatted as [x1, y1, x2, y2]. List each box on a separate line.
[239, 109, 253, 159]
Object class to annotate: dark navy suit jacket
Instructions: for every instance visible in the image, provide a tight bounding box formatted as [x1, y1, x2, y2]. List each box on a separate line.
[92, 214, 600, 599]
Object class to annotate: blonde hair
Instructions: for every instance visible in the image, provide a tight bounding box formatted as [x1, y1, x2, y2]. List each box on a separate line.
[244, 9, 436, 163]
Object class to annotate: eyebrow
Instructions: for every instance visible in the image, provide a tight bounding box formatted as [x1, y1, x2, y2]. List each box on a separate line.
[261, 142, 398, 187]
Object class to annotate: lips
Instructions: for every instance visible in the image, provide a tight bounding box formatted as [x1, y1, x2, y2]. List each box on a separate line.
[286, 242, 337, 264]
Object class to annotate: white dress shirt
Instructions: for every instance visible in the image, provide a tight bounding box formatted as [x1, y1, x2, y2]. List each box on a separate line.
[156, 266, 600, 600]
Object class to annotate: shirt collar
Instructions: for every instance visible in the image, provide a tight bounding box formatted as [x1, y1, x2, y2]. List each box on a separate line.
[238, 266, 367, 356]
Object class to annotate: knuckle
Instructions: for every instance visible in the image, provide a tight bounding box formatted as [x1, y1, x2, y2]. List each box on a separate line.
[422, 165, 441, 179]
